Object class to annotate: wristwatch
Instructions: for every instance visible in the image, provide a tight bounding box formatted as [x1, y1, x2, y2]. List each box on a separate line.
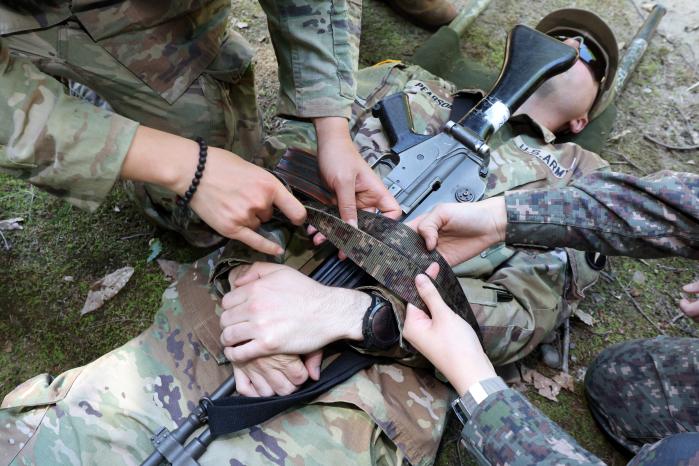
[360, 292, 399, 350]
[451, 376, 508, 425]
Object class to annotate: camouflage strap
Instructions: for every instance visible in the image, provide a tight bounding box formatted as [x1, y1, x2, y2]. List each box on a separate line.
[305, 201, 483, 345]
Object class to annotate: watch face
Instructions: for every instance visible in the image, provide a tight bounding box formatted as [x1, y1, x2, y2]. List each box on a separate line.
[362, 295, 399, 350]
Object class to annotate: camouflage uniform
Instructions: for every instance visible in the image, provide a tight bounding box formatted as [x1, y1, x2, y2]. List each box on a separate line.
[505, 170, 699, 259]
[0, 61, 610, 464]
[0, 0, 361, 246]
[457, 172, 699, 465]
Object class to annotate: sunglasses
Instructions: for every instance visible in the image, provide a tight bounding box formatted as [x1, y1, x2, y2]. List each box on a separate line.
[555, 35, 606, 83]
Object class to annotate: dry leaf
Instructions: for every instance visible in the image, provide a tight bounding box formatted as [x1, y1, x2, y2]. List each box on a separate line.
[236, 21, 249, 29]
[641, 2, 656, 12]
[0, 218, 23, 231]
[573, 308, 595, 326]
[157, 259, 181, 281]
[521, 366, 561, 401]
[80, 266, 134, 315]
[632, 270, 646, 284]
[553, 372, 575, 392]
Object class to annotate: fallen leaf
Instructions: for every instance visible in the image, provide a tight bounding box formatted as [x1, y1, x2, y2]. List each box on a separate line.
[574, 367, 587, 383]
[147, 238, 162, 263]
[632, 270, 646, 284]
[80, 266, 134, 315]
[236, 21, 249, 29]
[553, 372, 575, 392]
[641, 2, 656, 12]
[0, 218, 23, 231]
[63, 276, 74, 282]
[157, 259, 181, 281]
[573, 308, 595, 326]
[521, 366, 561, 402]
[3, 341, 12, 353]
[629, 287, 642, 297]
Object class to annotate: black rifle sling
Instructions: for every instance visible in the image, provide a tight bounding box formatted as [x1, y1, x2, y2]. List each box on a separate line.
[207, 351, 376, 436]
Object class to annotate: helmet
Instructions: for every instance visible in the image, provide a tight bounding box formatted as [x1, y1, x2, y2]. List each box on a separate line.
[536, 8, 618, 119]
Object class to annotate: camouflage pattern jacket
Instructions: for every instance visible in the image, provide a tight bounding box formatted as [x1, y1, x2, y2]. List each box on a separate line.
[462, 169, 699, 465]
[0, 0, 360, 210]
[505, 170, 699, 259]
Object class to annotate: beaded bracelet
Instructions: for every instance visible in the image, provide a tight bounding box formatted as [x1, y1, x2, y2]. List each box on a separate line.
[176, 137, 207, 209]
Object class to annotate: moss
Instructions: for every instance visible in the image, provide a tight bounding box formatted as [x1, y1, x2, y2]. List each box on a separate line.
[0, 175, 205, 397]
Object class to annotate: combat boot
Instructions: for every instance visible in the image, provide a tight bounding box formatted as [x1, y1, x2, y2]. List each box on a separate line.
[385, 0, 458, 29]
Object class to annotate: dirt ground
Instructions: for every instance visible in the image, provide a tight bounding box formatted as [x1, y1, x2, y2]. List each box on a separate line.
[1, 0, 697, 465]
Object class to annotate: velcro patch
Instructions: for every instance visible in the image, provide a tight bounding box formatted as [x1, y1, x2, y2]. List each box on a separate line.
[514, 137, 569, 178]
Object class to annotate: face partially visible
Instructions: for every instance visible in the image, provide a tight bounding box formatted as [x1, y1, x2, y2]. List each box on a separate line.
[561, 37, 601, 112]
[530, 37, 600, 134]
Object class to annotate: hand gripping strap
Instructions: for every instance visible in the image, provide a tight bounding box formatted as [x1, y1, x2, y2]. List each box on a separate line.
[304, 201, 483, 345]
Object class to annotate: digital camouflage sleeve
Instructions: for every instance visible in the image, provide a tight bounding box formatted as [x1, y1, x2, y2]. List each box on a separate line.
[462, 388, 605, 465]
[0, 38, 139, 211]
[505, 170, 699, 259]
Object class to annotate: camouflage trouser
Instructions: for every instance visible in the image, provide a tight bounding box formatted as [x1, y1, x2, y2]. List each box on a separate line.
[585, 337, 699, 457]
[0, 251, 447, 466]
[3, 19, 263, 247]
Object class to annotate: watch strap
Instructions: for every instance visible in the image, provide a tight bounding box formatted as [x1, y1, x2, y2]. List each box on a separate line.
[452, 376, 508, 425]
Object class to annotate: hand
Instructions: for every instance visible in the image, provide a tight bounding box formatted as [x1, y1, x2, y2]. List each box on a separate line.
[314, 117, 401, 227]
[407, 197, 507, 266]
[219, 262, 369, 362]
[680, 280, 699, 323]
[188, 148, 306, 254]
[121, 126, 306, 255]
[232, 351, 323, 397]
[403, 272, 495, 396]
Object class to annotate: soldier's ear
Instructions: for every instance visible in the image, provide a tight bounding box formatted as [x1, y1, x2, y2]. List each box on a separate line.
[568, 115, 589, 134]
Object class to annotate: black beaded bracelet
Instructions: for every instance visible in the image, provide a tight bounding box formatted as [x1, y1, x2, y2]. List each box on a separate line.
[176, 137, 207, 209]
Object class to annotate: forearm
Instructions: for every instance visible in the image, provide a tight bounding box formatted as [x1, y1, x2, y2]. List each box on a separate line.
[258, 0, 359, 119]
[119, 126, 199, 196]
[505, 170, 699, 259]
[461, 388, 605, 466]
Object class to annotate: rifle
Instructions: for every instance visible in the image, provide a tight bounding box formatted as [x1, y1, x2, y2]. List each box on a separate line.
[276, 25, 577, 289]
[141, 24, 577, 466]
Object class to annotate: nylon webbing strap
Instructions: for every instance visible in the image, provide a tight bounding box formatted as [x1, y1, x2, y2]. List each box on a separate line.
[304, 201, 483, 344]
[207, 351, 376, 436]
